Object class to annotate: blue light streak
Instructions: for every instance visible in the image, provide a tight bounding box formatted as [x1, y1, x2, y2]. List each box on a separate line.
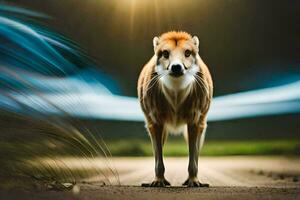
[0, 5, 299, 122]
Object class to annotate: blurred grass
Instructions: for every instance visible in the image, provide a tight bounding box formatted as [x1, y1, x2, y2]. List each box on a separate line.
[1, 139, 300, 158]
[106, 139, 300, 157]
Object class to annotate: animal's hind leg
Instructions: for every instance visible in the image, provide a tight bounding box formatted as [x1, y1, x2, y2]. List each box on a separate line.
[183, 123, 209, 187]
[145, 124, 170, 187]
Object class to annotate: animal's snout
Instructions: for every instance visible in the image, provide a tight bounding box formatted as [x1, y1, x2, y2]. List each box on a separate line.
[170, 64, 184, 77]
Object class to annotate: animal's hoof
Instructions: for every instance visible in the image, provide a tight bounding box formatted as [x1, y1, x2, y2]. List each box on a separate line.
[142, 178, 171, 187]
[182, 178, 209, 187]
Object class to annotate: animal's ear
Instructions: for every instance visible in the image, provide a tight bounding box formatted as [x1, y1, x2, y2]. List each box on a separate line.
[153, 36, 159, 51]
[192, 36, 199, 48]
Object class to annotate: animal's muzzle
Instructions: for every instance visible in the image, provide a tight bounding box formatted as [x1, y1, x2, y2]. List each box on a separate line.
[170, 64, 184, 77]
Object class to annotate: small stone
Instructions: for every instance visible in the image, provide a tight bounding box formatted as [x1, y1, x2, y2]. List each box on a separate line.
[267, 172, 273, 177]
[72, 185, 80, 195]
[258, 170, 264, 175]
[100, 181, 106, 186]
[292, 177, 299, 182]
[62, 183, 73, 188]
[47, 184, 53, 189]
[279, 174, 285, 180]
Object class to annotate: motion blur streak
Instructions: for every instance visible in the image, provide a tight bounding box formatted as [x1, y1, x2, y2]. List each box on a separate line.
[0, 5, 299, 123]
[6, 80, 300, 122]
[0, 5, 120, 185]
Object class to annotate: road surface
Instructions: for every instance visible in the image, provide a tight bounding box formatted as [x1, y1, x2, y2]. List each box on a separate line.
[1, 156, 300, 200]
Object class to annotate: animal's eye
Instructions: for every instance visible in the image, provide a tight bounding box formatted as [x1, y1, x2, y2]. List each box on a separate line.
[185, 50, 192, 57]
[162, 50, 169, 59]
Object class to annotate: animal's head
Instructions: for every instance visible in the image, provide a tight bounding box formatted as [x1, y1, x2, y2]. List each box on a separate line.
[153, 31, 201, 90]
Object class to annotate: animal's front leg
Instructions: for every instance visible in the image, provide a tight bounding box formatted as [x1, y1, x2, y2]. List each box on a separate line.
[183, 124, 209, 187]
[147, 124, 170, 187]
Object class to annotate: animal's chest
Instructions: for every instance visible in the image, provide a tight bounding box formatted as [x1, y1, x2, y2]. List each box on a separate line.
[150, 87, 203, 124]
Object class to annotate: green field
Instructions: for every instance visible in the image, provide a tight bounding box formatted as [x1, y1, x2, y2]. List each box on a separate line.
[106, 139, 300, 157]
[1, 138, 300, 158]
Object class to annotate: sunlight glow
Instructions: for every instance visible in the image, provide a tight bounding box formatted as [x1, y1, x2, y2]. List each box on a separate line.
[0, 4, 299, 123]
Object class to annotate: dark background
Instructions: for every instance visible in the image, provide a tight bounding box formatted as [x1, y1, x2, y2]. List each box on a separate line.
[3, 0, 300, 139]
[5, 0, 300, 95]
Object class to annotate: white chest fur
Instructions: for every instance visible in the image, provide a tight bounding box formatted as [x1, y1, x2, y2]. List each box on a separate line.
[161, 82, 194, 135]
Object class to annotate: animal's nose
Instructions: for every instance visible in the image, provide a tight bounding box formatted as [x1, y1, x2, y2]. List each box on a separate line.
[170, 64, 184, 77]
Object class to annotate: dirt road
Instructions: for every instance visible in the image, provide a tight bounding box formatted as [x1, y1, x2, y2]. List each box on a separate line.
[108, 156, 300, 187]
[1, 186, 300, 200]
[1, 156, 300, 199]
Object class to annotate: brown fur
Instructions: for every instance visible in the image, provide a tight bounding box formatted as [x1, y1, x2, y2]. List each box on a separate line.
[138, 31, 213, 129]
[137, 31, 213, 187]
